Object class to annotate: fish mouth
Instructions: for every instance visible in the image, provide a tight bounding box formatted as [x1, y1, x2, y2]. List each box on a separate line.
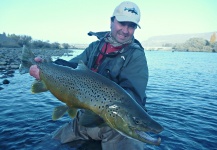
[135, 130, 161, 145]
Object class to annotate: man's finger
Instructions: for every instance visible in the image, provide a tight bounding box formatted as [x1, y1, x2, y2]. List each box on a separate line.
[29, 65, 40, 80]
[35, 57, 43, 62]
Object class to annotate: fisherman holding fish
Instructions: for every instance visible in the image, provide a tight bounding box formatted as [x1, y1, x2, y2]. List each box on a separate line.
[26, 1, 163, 149]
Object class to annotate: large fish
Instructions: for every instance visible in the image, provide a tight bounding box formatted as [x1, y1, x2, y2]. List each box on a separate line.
[19, 46, 163, 145]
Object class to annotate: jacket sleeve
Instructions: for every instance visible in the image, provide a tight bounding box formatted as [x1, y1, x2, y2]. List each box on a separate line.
[68, 49, 89, 64]
[53, 43, 95, 67]
[68, 42, 99, 69]
[53, 59, 78, 68]
[53, 47, 90, 68]
[119, 49, 148, 107]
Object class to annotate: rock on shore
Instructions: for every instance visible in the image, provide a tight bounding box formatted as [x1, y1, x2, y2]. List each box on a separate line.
[0, 48, 71, 90]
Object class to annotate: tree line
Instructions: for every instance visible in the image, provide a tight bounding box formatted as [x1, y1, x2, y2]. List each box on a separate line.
[172, 33, 217, 52]
[0, 32, 75, 49]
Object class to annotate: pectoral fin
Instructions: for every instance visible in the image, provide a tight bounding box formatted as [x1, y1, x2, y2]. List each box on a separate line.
[31, 80, 48, 93]
[67, 108, 78, 119]
[79, 110, 105, 127]
[52, 105, 68, 120]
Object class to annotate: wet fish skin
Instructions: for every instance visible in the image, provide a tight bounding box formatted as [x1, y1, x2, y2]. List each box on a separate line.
[19, 46, 163, 145]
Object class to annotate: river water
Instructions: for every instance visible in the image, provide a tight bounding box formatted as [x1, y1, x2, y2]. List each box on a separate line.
[0, 50, 216, 150]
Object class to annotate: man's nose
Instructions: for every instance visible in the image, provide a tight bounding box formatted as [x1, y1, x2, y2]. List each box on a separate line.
[122, 25, 129, 34]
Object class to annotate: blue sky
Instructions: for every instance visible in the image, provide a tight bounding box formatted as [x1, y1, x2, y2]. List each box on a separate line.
[1, 0, 217, 44]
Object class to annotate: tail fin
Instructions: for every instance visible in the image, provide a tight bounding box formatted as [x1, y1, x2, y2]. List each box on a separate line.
[19, 45, 36, 74]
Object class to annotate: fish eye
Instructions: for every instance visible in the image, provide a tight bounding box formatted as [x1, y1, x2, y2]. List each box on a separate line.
[133, 117, 142, 125]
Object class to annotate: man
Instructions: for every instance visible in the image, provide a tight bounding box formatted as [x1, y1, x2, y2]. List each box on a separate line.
[30, 1, 148, 150]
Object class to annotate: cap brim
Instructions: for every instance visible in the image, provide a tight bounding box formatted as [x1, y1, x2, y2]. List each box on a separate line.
[116, 16, 141, 28]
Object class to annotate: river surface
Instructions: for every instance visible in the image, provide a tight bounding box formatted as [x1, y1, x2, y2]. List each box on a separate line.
[0, 50, 217, 150]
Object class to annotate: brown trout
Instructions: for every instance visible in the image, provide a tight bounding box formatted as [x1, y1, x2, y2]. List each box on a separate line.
[19, 46, 163, 145]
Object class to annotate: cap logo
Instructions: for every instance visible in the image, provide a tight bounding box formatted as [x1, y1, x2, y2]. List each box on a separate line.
[124, 7, 138, 15]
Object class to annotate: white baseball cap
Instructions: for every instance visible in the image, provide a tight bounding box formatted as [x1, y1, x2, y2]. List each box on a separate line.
[112, 1, 141, 28]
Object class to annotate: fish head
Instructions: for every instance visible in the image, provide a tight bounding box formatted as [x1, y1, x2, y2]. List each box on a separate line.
[105, 103, 164, 145]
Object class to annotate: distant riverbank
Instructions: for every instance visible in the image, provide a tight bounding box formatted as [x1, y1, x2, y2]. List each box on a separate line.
[145, 46, 217, 52]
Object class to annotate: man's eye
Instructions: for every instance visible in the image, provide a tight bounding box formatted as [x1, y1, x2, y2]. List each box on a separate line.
[129, 23, 137, 29]
[120, 22, 126, 26]
[119, 22, 137, 29]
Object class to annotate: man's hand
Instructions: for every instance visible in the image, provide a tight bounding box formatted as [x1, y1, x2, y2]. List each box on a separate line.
[29, 57, 42, 80]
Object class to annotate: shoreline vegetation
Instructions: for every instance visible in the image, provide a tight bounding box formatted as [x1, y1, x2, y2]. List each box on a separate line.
[1, 32, 217, 52]
[143, 32, 217, 52]
[0, 32, 83, 90]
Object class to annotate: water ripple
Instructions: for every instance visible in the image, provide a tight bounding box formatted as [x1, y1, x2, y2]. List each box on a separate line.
[1, 51, 217, 150]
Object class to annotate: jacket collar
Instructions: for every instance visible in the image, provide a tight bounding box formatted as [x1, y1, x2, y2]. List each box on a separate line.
[88, 31, 144, 50]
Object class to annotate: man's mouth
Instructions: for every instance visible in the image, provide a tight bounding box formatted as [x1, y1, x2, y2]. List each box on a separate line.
[118, 34, 126, 39]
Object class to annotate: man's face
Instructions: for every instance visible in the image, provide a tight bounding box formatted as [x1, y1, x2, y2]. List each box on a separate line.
[110, 18, 137, 44]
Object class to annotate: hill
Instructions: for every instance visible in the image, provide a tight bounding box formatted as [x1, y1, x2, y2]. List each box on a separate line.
[142, 32, 216, 48]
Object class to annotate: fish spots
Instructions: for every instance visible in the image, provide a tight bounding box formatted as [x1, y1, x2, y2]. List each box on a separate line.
[104, 104, 121, 118]
[40, 63, 125, 117]
[24, 58, 164, 145]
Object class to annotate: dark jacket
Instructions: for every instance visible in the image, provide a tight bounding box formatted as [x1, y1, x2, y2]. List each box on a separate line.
[68, 31, 149, 106]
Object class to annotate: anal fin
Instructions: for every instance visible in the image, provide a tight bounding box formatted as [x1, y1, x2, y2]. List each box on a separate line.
[67, 108, 78, 119]
[52, 105, 68, 120]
